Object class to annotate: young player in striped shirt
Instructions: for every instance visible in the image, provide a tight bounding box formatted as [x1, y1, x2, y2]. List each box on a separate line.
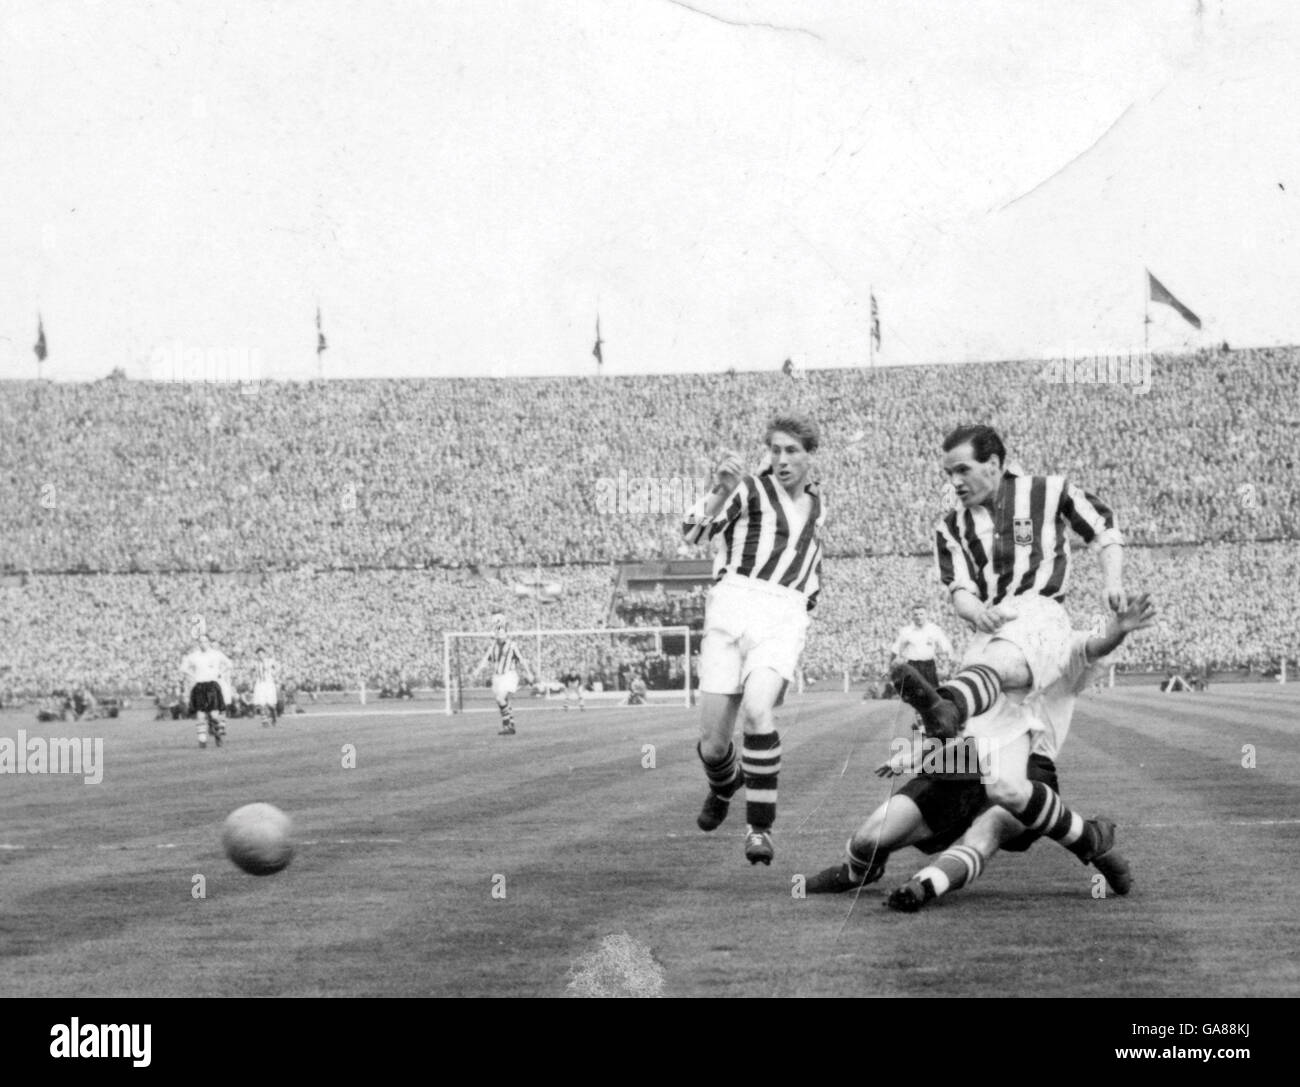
[891, 424, 1129, 878]
[682, 416, 824, 865]
[473, 617, 535, 736]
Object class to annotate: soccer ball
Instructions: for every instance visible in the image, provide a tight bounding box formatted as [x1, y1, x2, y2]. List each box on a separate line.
[222, 802, 294, 875]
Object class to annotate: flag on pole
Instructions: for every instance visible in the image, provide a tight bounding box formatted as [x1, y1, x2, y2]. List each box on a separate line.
[1147, 271, 1201, 329]
[316, 306, 328, 354]
[592, 316, 603, 366]
[34, 315, 47, 362]
[870, 292, 881, 349]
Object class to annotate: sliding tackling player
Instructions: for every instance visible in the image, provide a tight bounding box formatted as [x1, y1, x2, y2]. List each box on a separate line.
[805, 595, 1153, 903]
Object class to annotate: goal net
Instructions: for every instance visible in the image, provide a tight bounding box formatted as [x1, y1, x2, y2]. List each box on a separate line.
[442, 626, 694, 715]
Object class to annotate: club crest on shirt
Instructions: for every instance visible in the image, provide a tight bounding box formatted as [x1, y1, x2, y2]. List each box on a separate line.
[1013, 518, 1034, 546]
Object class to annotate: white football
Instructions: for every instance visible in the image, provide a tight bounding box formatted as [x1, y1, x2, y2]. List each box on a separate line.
[222, 802, 294, 875]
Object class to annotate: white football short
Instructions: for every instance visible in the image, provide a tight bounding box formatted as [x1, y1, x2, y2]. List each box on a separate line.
[253, 681, 277, 706]
[698, 574, 810, 695]
[961, 593, 1072, 694]
[491, 672, 520, 703]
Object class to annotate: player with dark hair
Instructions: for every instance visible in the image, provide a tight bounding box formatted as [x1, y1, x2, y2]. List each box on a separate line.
[682, 415, 825, 865]
[889, 423, 1129, 884]
[805, 596, 1153, 902]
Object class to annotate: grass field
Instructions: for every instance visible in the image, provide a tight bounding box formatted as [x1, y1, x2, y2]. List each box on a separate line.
[2, 686, 1298, 998]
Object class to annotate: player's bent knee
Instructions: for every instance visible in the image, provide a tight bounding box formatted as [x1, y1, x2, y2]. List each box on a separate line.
[984, 776, 1030, 810]
[699, 734, 732, 762]
[981, 639, 1031, 690]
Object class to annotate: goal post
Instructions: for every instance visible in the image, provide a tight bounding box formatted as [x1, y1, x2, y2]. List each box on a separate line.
[442, 626, 693, 715]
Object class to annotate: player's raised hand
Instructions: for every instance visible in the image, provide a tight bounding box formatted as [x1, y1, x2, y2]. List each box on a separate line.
[1105, 585, 1128, 614]
[713, 449, 744, 493]
[1111, 592, 1155, 634]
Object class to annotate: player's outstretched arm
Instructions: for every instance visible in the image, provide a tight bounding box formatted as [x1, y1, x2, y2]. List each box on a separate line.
[1085, 593, 1155, 661]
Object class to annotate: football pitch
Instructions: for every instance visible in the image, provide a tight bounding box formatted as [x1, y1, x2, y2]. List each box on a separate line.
[2, 687, 1298, 998]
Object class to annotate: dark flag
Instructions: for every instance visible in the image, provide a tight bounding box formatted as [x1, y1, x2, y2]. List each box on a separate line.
[1147, 270, 1201, 329]
[592, 316, 603, 366]
[34, 315, 47, 362]
[316, 306, 327, 354]
[870, 292, 881, 349]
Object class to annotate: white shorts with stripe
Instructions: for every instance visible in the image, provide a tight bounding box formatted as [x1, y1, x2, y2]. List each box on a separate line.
[962, 594, 1073, 696]
[253, 681, 278, 706]
[491, 672, 520, 703]
[698, 574, 810, 696]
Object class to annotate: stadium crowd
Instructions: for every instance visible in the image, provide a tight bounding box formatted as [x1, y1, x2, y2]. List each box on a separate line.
[2, 541, 1295, 697]
[1, 347, 1295, 695]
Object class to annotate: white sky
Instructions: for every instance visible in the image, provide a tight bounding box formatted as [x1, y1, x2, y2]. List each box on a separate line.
[1, 0, 1297, 381]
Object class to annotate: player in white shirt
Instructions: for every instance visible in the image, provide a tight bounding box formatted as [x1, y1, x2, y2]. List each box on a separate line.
[889, 605, 954, 691]
[181, 633, 228, 749]
[804, 595, 1154, 903]
[252, 647, 280, 728]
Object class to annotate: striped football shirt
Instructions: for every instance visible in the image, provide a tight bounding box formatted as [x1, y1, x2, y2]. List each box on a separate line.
[935, 471, 1121, 605]
[486, 639, 525, 675]
[253, 658, 278, 684]
[682, 471, 825, 609]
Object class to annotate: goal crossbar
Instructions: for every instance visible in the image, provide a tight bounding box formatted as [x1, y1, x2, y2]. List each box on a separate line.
[443, 626, 692, 715]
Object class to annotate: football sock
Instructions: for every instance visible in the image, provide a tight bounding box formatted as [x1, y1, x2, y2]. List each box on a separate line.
[912, 844, 986, 899]
[698, 741, 742, 798]
[742, 731, 781, 830]
[847, 837, 889, 881]
[938, 664, 1001, 723]
[1015, 780, 1093, 859]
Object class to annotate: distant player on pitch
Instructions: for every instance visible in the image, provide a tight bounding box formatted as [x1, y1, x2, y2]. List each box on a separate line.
[181, 633, 228, 748]
[472, 617, 534, 735]
[890, 604, 953, 692]
[682, 416, 825, 865]
[252, 647, 280, 728]
[560, 667, 585, 712]
[890, 424, 1128, 881]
